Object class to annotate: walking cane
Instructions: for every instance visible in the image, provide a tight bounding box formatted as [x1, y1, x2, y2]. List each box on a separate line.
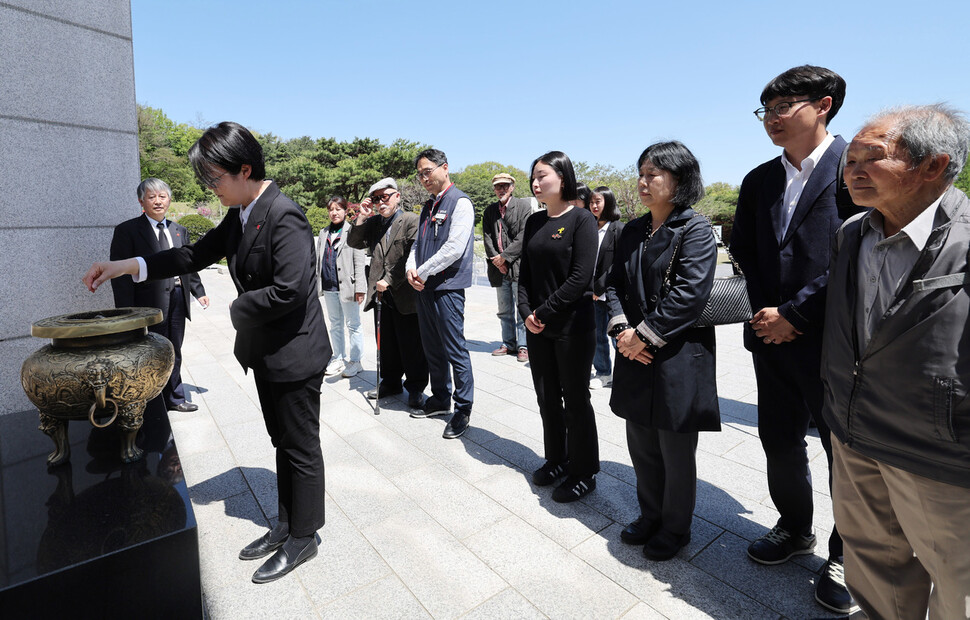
[374, 290, 382, 416]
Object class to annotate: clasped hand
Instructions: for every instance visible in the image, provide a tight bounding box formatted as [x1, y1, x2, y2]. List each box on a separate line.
[616, 329, 654, 366]
[751, 307, 801, 344]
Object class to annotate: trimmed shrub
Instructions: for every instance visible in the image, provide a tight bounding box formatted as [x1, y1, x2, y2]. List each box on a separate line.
[178, 213, 215, 242]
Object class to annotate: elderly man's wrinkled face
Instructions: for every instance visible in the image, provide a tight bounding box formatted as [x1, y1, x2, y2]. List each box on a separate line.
[370, 190, 400, 218]
[493, 182, 513, 203]
[844, 121, 920, 212]
[140, 189, 171, 222]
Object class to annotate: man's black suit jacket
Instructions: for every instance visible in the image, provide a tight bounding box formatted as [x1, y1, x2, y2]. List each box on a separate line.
[143, 182, 331, 381]
[110, 215, 205, 320]
[730, 135, 862, 354]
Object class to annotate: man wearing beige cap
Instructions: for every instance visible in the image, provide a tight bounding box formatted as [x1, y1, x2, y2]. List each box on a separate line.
[347, 177, 428, 409]
[482, 172, 533, 362]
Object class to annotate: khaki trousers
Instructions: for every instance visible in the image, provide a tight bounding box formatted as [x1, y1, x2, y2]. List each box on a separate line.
[832, 437, 970, 620]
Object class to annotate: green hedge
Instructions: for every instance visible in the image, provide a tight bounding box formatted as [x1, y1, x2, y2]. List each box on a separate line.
[178, 213, 215, 243]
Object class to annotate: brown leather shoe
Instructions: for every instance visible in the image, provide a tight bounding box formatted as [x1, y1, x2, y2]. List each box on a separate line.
[516, 348, 529, 363]
[491, 345, 511, 356]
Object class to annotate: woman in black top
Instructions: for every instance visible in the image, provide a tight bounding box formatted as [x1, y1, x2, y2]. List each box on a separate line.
[517, 151, 600, 503]
[587, 186, 624, 388]
[606, 141, 720, 561]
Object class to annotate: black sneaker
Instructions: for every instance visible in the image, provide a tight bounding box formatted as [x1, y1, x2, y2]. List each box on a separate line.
[552, 475, 596, 503]
[815, 557, 857, 614]
[532, 461, 568, 486]
[747, 524, 816, 565]
[410, 399, 450, 419]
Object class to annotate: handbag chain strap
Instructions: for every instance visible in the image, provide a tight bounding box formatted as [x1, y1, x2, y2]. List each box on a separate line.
[662, 214, 745, 289]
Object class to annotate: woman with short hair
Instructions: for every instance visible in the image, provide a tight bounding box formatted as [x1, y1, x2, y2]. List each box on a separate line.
[518, 151, 600, 503]
[607, 141, 720, 560]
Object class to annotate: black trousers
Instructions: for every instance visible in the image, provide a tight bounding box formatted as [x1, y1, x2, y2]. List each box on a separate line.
[373, 295, 428, 398]
[254, 371, 325, 538]
[627, 421, 698, 536]
[149, 284, 187, 407]
[526, 329, 599, 477]
[753, 346, 842, 558]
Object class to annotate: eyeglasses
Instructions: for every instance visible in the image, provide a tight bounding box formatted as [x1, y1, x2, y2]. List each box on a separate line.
[753, 97, 820, 121]
[205, 169, 231, 188]
[370, 192, 396, 203]
[416, 163, 442, 180]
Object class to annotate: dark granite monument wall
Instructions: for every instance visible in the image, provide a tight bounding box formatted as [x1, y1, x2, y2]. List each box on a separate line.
[0, 1, 140, 416]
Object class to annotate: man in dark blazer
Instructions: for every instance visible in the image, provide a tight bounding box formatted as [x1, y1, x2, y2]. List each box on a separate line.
[347, 177, 428, 409]
[730, 65, 860, 615]
[482, 172, 533, 362]
[110, 178, 208, 412]
[85, 122, 330, 585]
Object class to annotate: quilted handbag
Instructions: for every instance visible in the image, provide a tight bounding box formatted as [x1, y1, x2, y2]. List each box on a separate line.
[664, 215, 752, 327]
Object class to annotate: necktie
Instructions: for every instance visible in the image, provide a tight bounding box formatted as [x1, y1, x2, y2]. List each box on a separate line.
[157, 221, 170, 250]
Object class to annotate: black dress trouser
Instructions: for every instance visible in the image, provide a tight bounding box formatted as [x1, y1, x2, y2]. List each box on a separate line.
[526, 328, 599, 477]
[254, 370, 326, 538]
[753, 345, 842, 558]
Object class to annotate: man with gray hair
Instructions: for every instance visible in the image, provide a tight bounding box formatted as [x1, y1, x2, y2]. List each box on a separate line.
[110, 178, 209, 412]
[821, 104, 970, 619]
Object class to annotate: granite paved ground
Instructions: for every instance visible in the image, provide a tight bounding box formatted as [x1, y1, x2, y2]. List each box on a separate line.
[173, 266, 844, 620]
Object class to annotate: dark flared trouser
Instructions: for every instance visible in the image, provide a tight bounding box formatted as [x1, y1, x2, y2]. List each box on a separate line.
[753, 347, 842, 558]
[416, 289, 474, 413]
[526, 329, 599, 477]
[627, 422, 698, 536]
[254, 371, 325, 538]
[372, 295, 428, 397]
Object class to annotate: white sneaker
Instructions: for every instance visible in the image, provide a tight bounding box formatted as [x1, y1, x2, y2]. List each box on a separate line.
[341, 361, 363, 377]
[599, 374, 613, 389]
[325, 359, 344, 376]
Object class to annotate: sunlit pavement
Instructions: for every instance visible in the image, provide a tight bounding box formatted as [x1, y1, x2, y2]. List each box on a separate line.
[174, 265, 842, 619]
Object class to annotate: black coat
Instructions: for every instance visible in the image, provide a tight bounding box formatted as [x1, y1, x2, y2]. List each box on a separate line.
[144, 182, 331, 381]
[591, 220, 624, 297]
[110, 216, 206, 320]
[606, 208, 720, 432]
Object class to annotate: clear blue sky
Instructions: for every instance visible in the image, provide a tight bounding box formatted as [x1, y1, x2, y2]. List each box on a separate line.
[132, 0, 970, 186]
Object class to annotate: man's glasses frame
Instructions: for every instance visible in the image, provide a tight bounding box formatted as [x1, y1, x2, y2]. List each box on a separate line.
[753, 97, 820, 121]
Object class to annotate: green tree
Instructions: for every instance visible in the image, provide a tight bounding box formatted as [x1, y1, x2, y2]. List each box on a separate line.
[305, 207, 329, 235]
[137, 105, 208, 204]
[956, 153, 970, 195]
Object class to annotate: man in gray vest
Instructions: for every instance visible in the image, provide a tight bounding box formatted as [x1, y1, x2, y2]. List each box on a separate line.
[407, 149, 475, 439]
[482, 172, 532, 363]
[821, 104, 970, 620]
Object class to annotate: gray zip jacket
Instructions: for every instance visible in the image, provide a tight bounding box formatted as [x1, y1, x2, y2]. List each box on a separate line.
[821, 186, 970, 488]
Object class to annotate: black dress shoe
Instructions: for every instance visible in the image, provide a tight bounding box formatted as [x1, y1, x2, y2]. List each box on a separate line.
[239, 530, 287, 560]
[442, 412, 470, 439]
[643, 529, 691, 561]
[407, 393, 427, 409]
[620, 517, 659, 545]
[169, 402, 198, 412]
[252, 534, 320, 584]
[366, 384, 403, 400]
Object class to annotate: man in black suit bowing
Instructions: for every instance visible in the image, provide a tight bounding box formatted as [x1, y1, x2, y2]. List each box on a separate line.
[730, 65, 859, 615]
[109, 178, 209, 412]
[85, 122, 330, 584]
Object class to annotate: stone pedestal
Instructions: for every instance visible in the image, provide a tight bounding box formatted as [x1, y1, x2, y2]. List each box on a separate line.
[0, 399, 203, 618]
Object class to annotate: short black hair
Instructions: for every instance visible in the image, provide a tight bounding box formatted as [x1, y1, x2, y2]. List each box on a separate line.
[188, 121, 265, 187]
[592, 186, 620, 222]
[530, 150, 578, 202]
[575, 182, 591, 209]
[414, 148, 447, 168]
[760, 65, 846, 125]
[636, 141, 705, 209]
